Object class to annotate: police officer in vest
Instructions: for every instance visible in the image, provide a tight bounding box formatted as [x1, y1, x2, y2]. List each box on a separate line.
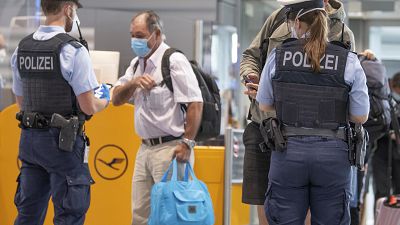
[10, 0, 110, 224]
[256, 0, 369, 224]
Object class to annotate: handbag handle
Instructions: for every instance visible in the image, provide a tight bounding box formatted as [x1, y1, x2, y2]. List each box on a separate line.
[184, 162, 198, 182]
[160, 158, 198, 182]
[160, 159, 174, 182]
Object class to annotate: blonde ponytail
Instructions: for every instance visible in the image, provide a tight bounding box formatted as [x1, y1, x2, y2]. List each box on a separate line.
[301, 11, 329, 72]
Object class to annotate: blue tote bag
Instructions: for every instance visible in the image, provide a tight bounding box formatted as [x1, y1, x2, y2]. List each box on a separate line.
[148, 159, 215, 225]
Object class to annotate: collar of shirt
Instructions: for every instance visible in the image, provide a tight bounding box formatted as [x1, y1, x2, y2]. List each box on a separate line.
[138, 42, 169, 74]
[33, 25, 66, 40]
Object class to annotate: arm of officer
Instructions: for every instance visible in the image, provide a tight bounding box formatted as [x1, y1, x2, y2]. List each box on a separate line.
[10, 47, 23, 110]
[15, 96, 23, 109]
[60, 44, 108, 115]
[346, 54, 370, 124]
[240, 9, 281, 82]
[77, 91, 108, 115]
[257, 50, 276, 112]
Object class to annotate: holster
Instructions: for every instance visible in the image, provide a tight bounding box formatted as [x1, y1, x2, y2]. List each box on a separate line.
[260, 118, 287, 152]
[348, 124, 368, 170]
[50, 113, 80, 152]
[347, 126, 355, 166]
[355, 124, 368, 170]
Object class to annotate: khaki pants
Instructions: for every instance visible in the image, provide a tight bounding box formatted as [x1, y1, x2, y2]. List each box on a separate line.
[131, 140, 195, 225]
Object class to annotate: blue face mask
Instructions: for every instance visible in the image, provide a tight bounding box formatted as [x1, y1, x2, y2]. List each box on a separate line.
[131, 33, 154, 58]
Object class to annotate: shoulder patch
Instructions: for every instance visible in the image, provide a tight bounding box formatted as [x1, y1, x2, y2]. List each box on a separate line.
[68, 40, 83, 49]
[54, 33, 82, 49]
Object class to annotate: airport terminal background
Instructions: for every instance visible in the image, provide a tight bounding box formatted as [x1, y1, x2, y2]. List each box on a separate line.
[1, 0, 400, 224]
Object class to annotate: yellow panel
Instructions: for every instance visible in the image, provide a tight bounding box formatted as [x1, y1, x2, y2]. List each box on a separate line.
[83, 104, 139, 225]
[0, 104, 22, 225]
[231, 184, 251, 225]
[0, 104, 229, 225]
[194, 147, 225, 225]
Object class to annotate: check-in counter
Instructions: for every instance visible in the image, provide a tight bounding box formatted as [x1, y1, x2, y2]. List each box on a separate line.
[0, 104, 250, 225]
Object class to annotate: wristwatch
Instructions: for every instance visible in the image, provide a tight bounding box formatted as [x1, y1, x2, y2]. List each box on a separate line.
[181, 138, 196, 149]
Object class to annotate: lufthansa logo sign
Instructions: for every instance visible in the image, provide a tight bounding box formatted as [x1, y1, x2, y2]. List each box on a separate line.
[94, 145, 128, 180]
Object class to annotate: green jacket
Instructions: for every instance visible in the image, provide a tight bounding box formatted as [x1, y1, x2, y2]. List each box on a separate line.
[240, 0, 356, 124]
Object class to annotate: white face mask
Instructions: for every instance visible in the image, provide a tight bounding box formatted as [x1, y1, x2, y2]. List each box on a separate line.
[68, 9, 80, 34]
[290, 24, 308, 39]
[0, 49, 6, 63]
[290, 26, 298, 39]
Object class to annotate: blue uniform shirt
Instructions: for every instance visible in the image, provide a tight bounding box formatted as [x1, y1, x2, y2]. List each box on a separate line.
[11, 26, 99, 97]
[256, 48, 370, 117]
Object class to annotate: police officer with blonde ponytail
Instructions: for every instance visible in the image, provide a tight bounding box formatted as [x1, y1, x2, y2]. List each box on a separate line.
[256, 0, 369, 224]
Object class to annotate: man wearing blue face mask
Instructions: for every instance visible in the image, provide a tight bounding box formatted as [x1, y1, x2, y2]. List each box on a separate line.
[10, 0, 109, 224]
[112, 11, 203, 225]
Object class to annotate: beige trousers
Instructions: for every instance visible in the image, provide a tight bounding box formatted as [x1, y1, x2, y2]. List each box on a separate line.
[131, 140, 195, 225]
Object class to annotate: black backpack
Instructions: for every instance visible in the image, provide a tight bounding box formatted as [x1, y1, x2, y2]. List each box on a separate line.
[359, 55, 391, 143]
[133, 48, 222, 141]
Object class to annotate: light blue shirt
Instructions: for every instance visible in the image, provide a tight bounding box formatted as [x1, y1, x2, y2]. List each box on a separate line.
[256, 48, 370, 116]
[11, 26, 99, 97]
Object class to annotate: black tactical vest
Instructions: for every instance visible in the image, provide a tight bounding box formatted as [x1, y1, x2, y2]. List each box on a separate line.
[17, 33, 83, 118]
[273, 39, 351, 130]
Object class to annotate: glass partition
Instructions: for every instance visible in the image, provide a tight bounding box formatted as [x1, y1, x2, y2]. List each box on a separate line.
[369, 26, 400, 77]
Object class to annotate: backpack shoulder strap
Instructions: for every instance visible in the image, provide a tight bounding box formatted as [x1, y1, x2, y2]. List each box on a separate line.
[133, 60, 139, 73]
[161, 48, 183, 93]
[269, 7, 287, 37]
[259, 7, 287, 67]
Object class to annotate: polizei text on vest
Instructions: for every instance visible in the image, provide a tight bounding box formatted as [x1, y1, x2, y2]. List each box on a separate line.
[19, 56, 54, 71]
[283, 51, 339, 70]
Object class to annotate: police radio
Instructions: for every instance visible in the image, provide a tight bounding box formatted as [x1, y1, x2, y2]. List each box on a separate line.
[76, 21, 89, 51]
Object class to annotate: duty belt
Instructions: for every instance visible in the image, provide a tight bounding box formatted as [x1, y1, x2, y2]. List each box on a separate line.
[282, 126, 348, 141]
[16, 112, 83, 132]
[16, 111, 85, 152]
[16, 111, 50, 129]
[142, 135, 181, 146]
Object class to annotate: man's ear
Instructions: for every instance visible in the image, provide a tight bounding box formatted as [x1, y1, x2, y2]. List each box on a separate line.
[63, 4, 72, 19]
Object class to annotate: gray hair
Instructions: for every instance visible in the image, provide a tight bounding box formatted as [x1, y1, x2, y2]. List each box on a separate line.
[132, 10, 163, 33]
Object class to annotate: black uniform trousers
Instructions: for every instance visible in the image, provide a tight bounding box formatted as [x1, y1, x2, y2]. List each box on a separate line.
[14, 128, 94, 225]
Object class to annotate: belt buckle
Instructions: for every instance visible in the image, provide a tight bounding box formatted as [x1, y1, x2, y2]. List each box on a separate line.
[149, 137, 162, 146]
[144, 136, 166, 146]
[158, 137, 163, 145]
[143, 139, 150, 146]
